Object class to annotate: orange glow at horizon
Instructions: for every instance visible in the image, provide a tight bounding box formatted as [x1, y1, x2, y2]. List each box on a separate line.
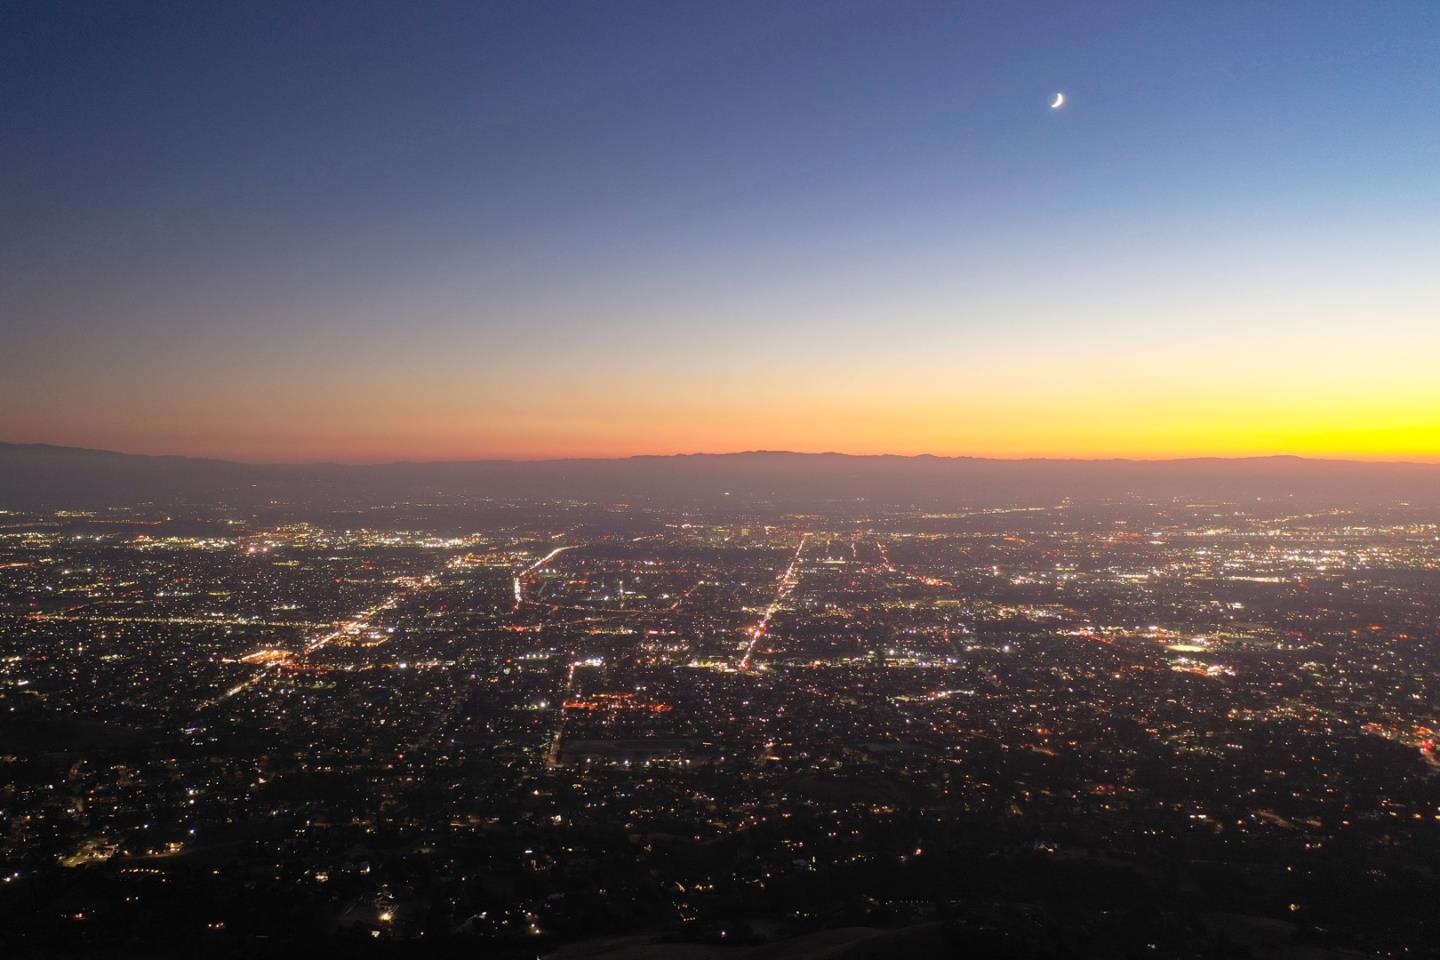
[14, 404, 1438, 465]
[6, 312, 1438, 465]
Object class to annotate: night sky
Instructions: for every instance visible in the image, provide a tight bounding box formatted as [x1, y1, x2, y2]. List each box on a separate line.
[3, 2, 1437, 461]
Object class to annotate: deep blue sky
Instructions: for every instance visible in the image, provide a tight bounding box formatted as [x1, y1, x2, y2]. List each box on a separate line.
[3, 2, 1437, 460]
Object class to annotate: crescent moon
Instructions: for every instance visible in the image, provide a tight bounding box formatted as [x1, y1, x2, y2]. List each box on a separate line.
[1050, 92, 1065, 109]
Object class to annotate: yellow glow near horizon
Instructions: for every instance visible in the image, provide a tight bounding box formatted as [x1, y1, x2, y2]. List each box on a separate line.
[15, 391, 1437, 464]
[5, 299, 1438, 464]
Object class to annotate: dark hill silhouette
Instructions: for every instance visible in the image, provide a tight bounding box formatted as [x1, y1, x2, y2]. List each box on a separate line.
[2, 442, 1437, 509]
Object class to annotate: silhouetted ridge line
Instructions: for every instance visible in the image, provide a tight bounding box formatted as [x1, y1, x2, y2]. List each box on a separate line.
[2, 441, 1438, 510]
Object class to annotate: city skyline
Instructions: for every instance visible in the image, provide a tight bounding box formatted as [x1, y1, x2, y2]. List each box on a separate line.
[4, 2, 1438, 463]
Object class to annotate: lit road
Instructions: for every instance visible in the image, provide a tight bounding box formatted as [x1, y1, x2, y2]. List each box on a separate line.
[545, 657, 597, 767]
[201, 572, 438, 709]
[23, 613, 329, 629]
[514, 544, 576, 608]
[738, 534, 808, 671]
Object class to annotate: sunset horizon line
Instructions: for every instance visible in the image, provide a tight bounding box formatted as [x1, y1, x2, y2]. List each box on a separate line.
[7, 439, 1439, 469]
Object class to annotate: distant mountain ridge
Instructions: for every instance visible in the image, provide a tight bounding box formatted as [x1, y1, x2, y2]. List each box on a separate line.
[2, 441, 1438, 509]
